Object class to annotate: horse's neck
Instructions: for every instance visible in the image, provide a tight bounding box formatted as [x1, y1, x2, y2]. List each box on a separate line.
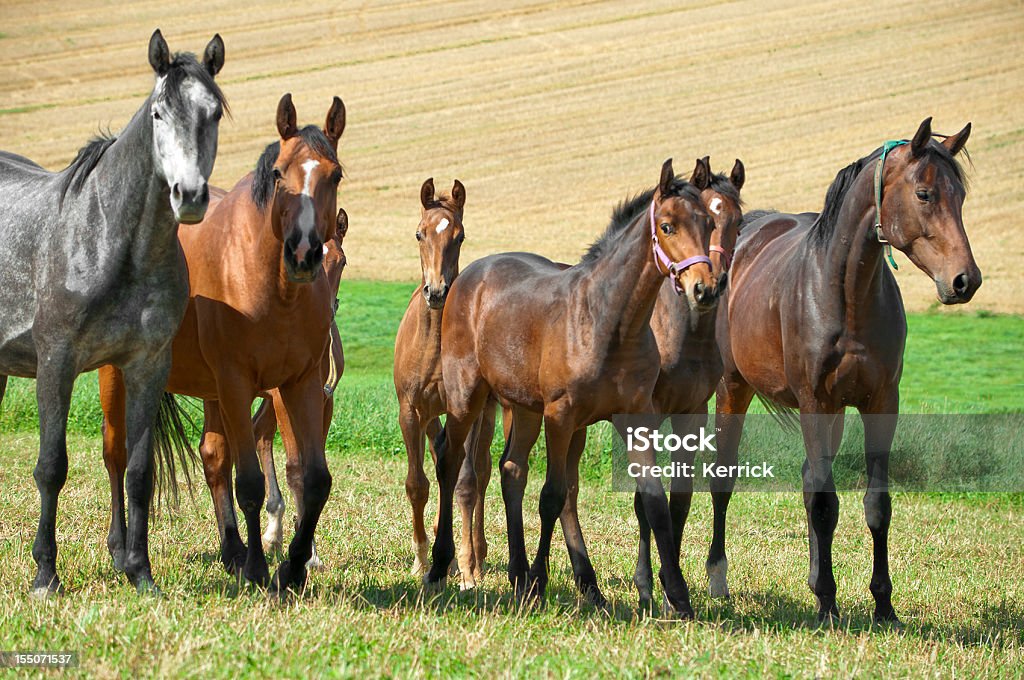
[88, 104, 179, 263]
[821, 169, 895, 334]
[587, 215, 666, 344]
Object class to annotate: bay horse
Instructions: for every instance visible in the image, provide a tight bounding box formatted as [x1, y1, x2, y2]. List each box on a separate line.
[256, 206, 348, 569]
[550, 157, 746, 609]
[394, 178, 496, 586]
[0, 30, 225, 596]
[99, 93, 346, 594]
[707, 118, 979, 623]
[428, 159, 717, 617]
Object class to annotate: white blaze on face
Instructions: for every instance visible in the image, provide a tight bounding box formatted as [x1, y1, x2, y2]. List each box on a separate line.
[709, 197, 723, 216]
[294, 159, 321, 260]
[435, 217, 450, 234]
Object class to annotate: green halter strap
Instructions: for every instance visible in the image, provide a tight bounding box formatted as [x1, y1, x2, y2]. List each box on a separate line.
[873, 139, 907, 270]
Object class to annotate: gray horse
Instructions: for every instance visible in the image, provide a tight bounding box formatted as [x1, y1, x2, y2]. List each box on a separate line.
[0, 30, 226, 596]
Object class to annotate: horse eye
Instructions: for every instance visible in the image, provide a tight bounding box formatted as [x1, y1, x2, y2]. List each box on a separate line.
[915, 189, 931, 202]
[272, 168, 283, 181]
[457, 234, 466, 244]
[415, 231, 423, 242]
[660, 222, 672, 235]
[331, 169, 343, 184]
[152, 110, 163, 122]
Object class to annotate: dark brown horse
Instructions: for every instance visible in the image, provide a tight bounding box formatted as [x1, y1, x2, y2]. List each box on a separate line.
[522, 157, 745, 608]
[100, 93, 347, 594]
[708, 118, 979, 623]
[393, 179, 495, 587]
[428, 159, 717, 617]
[255, 207, 349, 568]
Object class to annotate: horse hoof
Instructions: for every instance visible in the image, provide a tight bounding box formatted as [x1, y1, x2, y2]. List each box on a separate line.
[305, 555, 324, 571]
[29, 583, 62, 600]
[110, 549, 127, 573]
[135, 580, 162, 598]
[816, 605, 841, 627]
[410, 558, 427, 577]
[271, 560, 306, 596]
[447, 558, 459, 577]
[422, 575, 447, 594]
[583, 585, 608, 610]
[261, 537, 283, 554]
[706, 558, 730, 599]
[873, 609, 903, 629]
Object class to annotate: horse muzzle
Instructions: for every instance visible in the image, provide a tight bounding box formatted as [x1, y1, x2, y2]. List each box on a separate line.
[936, 269, 982, 305]
[171, 182, 209, 225]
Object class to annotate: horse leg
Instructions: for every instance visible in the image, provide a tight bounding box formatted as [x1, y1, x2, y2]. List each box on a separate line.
[400, 400, 430, 576]
[119, 354, 175, 594]
[632, 489, 655, 610]
[213, 390, 269, 587]
[29, 347, 76, 597]
[469, 398, 497, 580]
[860, 395, 900, 625]
[424, 417, 455, 575]
[270, 377, 332, 594]
[253, 396, 285, 554]
[425, 381, 486, 590]
[707, 375, 754, 598]
[501, 407, 542, 597]
[626, 413, 694, 618]
[559, 428, 606, 607]
[526, 411, 571, 601]
[270, 390, 322, 570]
[200, 401, 246, 575]
[99, 365, 128, 572]
[800, 409, 842, 622]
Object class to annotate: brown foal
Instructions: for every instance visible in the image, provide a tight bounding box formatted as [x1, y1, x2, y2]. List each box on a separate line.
[100, 93, 347, 593]
[394, 179, 495, 587]
[427, 160, 717, 617]
[256, 207, 349, 568]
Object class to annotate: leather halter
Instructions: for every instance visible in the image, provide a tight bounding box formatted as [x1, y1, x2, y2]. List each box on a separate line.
[649, 199, 712, 295]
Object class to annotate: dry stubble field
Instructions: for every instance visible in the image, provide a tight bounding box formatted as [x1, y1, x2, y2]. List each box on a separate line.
[1, 0, 1022, 311]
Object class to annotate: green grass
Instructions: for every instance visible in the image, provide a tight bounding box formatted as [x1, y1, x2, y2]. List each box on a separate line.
[0, 280, 1021, 676]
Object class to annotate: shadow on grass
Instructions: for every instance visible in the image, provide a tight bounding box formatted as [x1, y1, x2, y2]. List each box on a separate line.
[336, 571, 1023, 649]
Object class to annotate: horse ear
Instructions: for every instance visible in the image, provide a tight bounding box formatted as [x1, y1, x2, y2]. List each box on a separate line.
[420, 178, 435, 210]
[324, 96, 346, 149]
[659, 158, 675, 196]
[148, 29, 171, 75]
[942, 122, 971, 157]
[202, 34, 225, 77]
[451, 180, 466, 214]
[335, 207, 349, 241]
[730, 159, 745, 192]
[689, 157, 710, 191]
[911, 117, 933, 157]
[276, 93, 298, 140]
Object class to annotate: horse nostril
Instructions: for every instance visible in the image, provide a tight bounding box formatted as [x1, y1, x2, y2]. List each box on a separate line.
[953, 272, 970, 295]
[171, 183, 181, 200]
[694, 281, 706, 301]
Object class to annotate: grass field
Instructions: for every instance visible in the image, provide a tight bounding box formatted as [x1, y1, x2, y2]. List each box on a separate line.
[0, 281, 1020, 677]
[0, 0, 1022, 312]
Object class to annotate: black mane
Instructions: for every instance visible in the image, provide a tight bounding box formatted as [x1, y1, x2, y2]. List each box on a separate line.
[252, 125, 339, 211]
[57, 52, 228, 207]
[581, 177, 702, 264]
[809, 141, 966, 245]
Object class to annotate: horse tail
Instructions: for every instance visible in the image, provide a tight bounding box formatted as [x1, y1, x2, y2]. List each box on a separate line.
[755, 392, 801, 435]
[152, 392, 201, 510]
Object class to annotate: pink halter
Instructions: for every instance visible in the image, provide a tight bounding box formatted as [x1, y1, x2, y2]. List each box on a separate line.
[649, 200, 712, 295]
[709, 245, 732, 271]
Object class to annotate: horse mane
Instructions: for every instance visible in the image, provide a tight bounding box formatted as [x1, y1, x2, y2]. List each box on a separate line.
[57, 133, 117, 207]
[809, 141, 966, 246]
[423, 191, 459, 213]
[56, 52, 228, 208]
[252, 125, 340, 211]
[581, 177, 701, 264]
